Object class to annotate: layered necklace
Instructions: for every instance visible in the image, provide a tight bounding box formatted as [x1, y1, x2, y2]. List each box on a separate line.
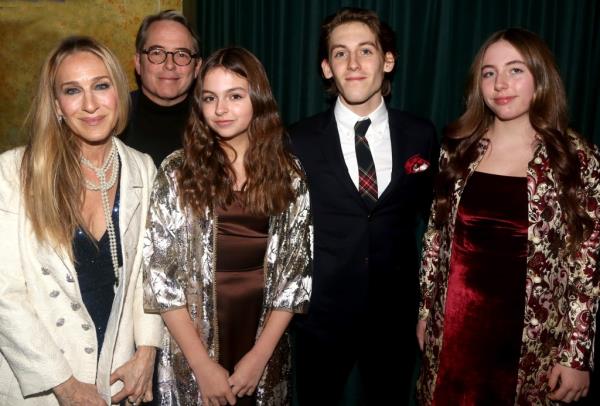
[80, 137, 120, 287]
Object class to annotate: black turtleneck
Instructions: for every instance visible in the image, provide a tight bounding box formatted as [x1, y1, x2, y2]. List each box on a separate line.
[122, 90, 191, 167]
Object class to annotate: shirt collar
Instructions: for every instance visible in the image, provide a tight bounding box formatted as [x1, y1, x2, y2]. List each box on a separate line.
[334, 97, 388, 136]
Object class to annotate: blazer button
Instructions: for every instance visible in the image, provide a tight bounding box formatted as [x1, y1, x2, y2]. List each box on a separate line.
[84, 347, 95, 354]
[364, 257, 369, 264]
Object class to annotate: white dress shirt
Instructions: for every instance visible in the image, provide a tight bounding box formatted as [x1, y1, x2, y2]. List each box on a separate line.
[334, 97, 393, 197]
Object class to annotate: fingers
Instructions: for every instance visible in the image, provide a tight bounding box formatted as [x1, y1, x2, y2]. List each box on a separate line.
[225, 390, 237, 405]
[202, 392, 237, 406]
[127, 382, 146, 406]
[550, 387, 589, 403]
[109, 369, 123, 386]
[416, 320, 426, 351]
[231, 386, 254, 398]
[111, 387, 128, 404]
[207, 397, 230, 406]
[128, 395, 143, 406]
[228, 379, 254, 399]
[549, 384, 569, 401]
[547, 366, 560, 392]
[417, 334, 424, 351]
[143, 382, 154, 402]
[571, 389, 584, 402]
[562, 390, 576, 403]
[111, 378, 146, 404]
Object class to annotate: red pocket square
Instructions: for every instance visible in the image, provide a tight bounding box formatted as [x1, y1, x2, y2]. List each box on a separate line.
[404, 154, 430, 174]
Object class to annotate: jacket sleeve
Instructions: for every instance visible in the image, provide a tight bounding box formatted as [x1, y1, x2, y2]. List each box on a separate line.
[143, 160, 188, 313]
[418, 145, 447, 321]
[0, 152, 72, 396]
[559, 144, 600, 370]
[133, 155, 163, 347]
[269, 173, 313, 313]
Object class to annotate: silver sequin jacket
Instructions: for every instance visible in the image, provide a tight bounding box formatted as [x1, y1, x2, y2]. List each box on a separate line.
[143, 150, 313, 405]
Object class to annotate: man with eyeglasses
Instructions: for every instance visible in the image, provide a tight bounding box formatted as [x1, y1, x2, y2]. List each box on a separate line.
[124, 10, 202, 166]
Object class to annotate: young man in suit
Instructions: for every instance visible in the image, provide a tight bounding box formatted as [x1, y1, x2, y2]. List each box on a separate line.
[290, 8, 438, 405]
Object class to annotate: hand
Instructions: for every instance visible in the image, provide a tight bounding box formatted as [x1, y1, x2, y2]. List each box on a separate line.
[416, 319, 426, 351]
[110, 346, 157, 405]
[228, 349, 269, 398]
[53, 376, 107, 406]
[547, 364, 590, 403]
[193, 358, 237, 405]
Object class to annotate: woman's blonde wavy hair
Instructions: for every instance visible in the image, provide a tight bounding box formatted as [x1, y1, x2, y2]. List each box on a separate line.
[20, 36, 130, 256]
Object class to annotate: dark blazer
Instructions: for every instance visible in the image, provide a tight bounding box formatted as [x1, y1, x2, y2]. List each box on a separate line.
[290, 107, 438, 342]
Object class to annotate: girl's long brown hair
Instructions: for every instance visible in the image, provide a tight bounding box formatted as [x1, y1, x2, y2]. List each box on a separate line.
[436, 28, 592, 254]
[178, 47, 300, 217]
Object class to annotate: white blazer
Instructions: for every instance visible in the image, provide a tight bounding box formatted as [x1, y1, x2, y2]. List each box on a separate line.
[0, 138, 163, 405]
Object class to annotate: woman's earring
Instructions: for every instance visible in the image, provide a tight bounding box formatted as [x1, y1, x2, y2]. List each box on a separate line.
[57, 115, 63, 124]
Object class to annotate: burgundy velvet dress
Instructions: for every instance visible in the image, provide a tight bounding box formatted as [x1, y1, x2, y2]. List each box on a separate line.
[216, 193, 269, 406]
[431, 171, 528, 406]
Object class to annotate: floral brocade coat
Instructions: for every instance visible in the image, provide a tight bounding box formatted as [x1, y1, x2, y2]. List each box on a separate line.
[418, 134, 600, 405]
[143, 151, 313, 406]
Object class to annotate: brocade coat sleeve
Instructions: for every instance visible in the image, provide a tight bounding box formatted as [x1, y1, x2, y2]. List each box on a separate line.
[558, 141, 600, 370]
[418, 146, 448, 321]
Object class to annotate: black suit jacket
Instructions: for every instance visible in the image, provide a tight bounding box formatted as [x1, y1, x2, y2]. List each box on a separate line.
[290, 107, 438, 342]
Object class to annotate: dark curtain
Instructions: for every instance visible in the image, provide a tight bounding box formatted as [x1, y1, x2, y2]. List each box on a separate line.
[197, 0, 599, 143]
[195, 1, 600, 405]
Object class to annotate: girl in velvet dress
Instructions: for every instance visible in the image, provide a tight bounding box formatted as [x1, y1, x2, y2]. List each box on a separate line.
[143, 47, 312, 406]
[416, 28, 600, 405]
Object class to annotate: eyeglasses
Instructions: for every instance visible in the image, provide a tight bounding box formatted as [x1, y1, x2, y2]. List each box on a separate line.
[142, 48, 198, 66]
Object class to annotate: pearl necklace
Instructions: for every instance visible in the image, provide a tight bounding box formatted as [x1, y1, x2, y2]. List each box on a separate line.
[80, 137, 120, 287]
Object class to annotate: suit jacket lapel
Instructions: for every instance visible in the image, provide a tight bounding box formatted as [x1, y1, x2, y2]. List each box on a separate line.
[377, 110, 404, 207]
[319, 111, 367, 208]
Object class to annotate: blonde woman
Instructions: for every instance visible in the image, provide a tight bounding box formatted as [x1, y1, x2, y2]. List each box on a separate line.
[0, 36, 162, 405]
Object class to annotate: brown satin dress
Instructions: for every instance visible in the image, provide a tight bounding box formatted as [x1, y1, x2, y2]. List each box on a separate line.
[216, 193, 269, 406]
[432, 171, 528, 406]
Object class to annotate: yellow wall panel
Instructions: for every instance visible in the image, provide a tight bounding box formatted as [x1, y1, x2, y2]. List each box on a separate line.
[0, 0, 183, 151]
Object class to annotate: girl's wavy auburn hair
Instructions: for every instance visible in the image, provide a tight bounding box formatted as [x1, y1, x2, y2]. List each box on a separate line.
[178, 47, 301, 217]
[436, 28, 592, 255]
